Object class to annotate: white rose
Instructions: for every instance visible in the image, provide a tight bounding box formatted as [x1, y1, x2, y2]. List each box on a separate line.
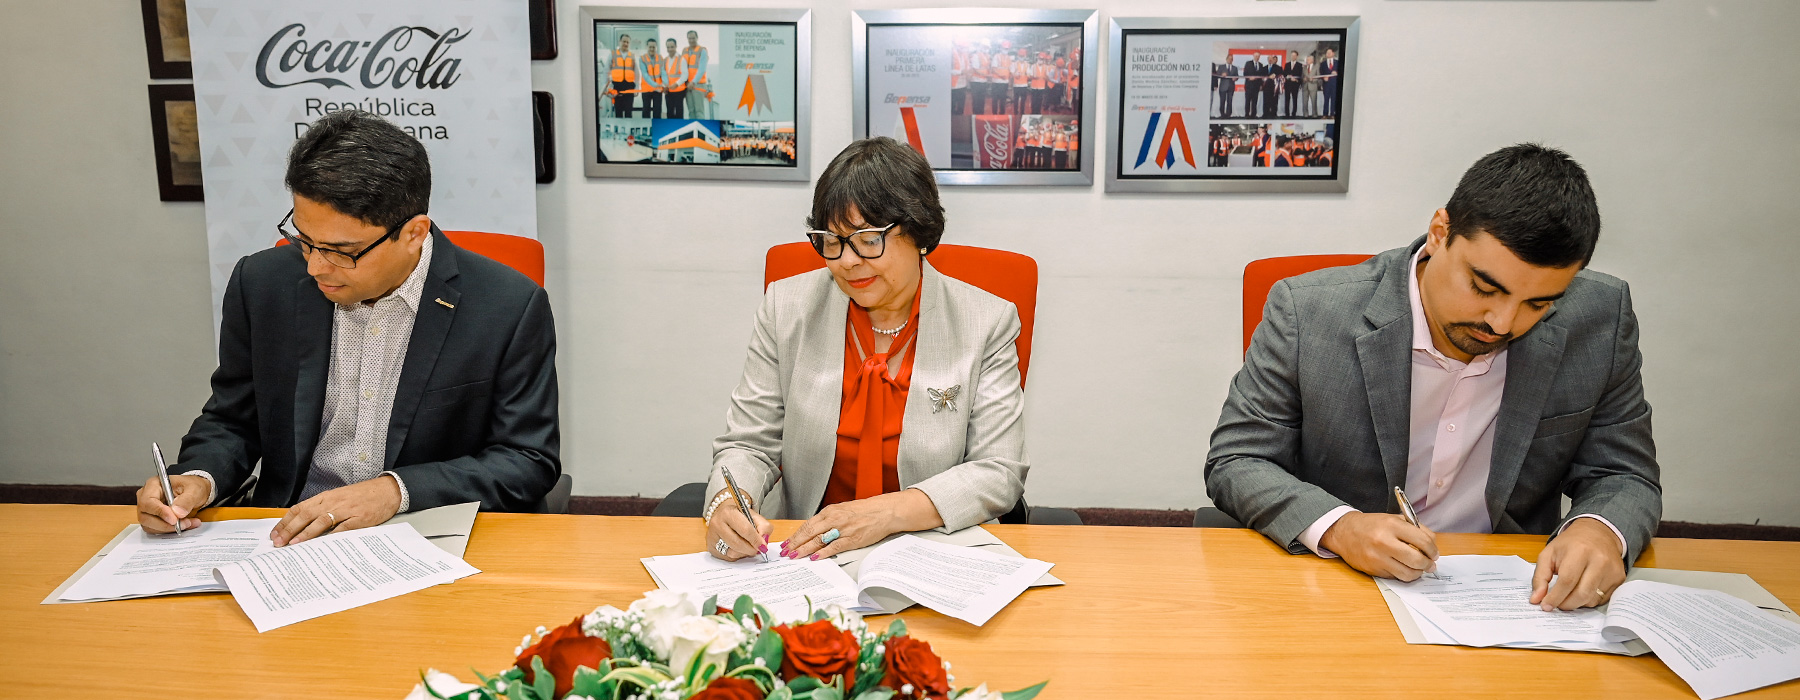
[667, 616, 749, 678]
[630, 590, 702, 659]
[402, 669, 480, 700]
[960, 683, 1005, 700]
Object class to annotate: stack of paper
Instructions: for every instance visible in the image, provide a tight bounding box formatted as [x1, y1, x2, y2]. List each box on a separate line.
[46, 503, 483, 632]
[1378, 555, 1800, 699]
[643, 529, 1058, 626]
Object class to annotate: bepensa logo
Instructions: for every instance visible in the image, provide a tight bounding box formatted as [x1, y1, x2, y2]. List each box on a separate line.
[1134, 112, 1196, 169]
[255, 23, 468, 90]
[882, 93, 933, 105]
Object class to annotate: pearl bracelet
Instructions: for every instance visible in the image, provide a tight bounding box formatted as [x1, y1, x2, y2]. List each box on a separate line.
[702, 489, 753, 524]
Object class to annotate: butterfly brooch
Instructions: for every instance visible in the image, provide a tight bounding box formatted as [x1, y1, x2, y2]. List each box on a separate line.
[928, 385, 961, 413]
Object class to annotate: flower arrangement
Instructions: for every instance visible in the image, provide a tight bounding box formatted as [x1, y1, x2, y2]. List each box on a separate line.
[406, 590, 1048, 700]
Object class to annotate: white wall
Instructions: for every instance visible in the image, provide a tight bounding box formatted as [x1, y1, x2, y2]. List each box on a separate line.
[3, 0, 1797, 526]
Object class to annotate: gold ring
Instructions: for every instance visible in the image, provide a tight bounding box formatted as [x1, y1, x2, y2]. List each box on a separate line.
[326, 512, 337, 527]
[1596, 588, 1606, 598]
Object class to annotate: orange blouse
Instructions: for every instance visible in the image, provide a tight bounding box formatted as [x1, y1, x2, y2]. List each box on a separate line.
[820, 288, 923, 508]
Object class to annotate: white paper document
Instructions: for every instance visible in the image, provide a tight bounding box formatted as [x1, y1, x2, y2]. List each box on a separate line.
[1601, 580, 1800, 700]
[214, 523, 480, 632]
[642, 544, 864, 622]
[644, 533, 1054, 626]
[58, 518, 280, 601]
[1380, 555, 1632, 653]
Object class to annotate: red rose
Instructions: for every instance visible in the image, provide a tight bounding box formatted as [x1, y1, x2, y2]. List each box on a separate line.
[880, 635, 950, 700]
[514, 616, 613, 699]
[689, 676, 766, 700]
[770, 620, 860, 683]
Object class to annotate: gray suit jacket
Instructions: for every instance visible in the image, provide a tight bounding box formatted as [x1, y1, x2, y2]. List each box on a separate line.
[710, 261, 1028, 531]
[1205, 238, 1661, 562]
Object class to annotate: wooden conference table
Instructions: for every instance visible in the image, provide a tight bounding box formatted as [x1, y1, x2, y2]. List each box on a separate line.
[2, 504, 1797, 699]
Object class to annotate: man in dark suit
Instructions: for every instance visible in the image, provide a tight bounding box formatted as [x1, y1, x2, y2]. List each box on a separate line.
[1242, 57, 1263, 119]
[1261, 57, 1280, 118]
[1215, 61, 1239, 118]
[1282, 51, 1302, 118]
[136, 111, 560, 547]
[1321, 48, 1341, 118]
[1207, 144, 1660, 612]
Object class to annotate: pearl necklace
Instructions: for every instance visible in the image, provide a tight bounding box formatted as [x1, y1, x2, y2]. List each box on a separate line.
[872, 319, 909, 337]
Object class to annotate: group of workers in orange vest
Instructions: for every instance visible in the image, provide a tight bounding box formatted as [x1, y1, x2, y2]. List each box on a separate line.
[1009, 120, 1078, 170]
[606, 31, 713, 121]
[1211, 126, 1334, 168]
[720, 134, 796, 165]
[951, 39, 1080, 117]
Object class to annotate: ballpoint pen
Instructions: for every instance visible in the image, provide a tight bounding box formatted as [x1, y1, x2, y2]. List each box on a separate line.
[152, 441, 182, 536]
[1393, 486, 1437, 579]
[718, 466, 769, 563]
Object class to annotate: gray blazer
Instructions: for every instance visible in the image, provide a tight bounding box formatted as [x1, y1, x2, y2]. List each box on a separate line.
[710, 261, 1028, 531]
[1205, 238, 1662, 562]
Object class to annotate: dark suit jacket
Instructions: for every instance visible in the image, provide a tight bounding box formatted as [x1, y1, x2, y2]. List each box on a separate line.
[177, 228, 561, 512]
[1205, 238, 1662, 563]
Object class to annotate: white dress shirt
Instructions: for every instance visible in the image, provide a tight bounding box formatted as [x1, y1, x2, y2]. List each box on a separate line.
[187, 235, 431, 512]
[1299, 245, 1625, 557]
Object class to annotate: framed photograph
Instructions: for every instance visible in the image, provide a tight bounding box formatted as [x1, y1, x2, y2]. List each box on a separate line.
[148, 84, 203, 201]
[140, 0, 192, 79]
[530, 0, 558, 60]
[852, 9, 1098, 187]
[534, 91, 556, 184]
[1104, 16, 1359, 193]
[578, 6, 811, 181]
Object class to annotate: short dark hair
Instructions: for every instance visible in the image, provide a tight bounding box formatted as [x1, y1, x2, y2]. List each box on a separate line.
[285, 110, 431, 230]
[1445, 143, 1599, 268]
[808, 137, 946, 253]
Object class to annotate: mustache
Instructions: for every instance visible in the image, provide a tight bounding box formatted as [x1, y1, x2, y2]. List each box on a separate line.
[1448, 322, 1511, 343]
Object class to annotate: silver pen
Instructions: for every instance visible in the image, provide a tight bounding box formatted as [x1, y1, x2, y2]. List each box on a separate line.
[152, 442, 182, 536]
[1393, 486, 1437, 579]
[718, 466, 768, 563]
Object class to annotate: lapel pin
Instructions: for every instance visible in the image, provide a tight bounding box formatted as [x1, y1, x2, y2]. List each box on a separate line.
[928, 385, 961, 413]
[435, 298, 455, 309]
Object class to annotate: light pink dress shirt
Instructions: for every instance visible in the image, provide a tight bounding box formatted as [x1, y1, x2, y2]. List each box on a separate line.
[1298, 246, 1625, 557]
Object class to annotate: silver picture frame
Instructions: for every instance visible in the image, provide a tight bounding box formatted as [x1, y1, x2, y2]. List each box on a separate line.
[851, 9, 1099, 187]
[1104, 15, 1360, 194]
[579, 6, 812, 181]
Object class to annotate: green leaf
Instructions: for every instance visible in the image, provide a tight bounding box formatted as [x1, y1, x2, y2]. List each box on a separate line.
[885, 620, 908, 638]
[702, 594, 719, 616]
[529, 657, 555, 700]
[809, 687, 844, 700]
[735, 594, 756, 623]
[725, 664, 778, 692]
[767, 686, 795, 700]
[1001, 681, 1050, 700]
[851, 689, 895, 700]
[787, 676, 826, 693]
[751, 626, 785, 671]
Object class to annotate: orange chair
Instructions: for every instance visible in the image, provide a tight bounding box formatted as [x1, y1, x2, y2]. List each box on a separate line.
[276, 230, 546, 287]
[1242, 254, 1372, 353]
[764, 242, 1038, 388]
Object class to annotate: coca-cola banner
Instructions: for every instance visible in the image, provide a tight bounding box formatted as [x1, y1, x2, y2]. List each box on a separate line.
[972, 114, 1016, 169]
[186, 0, 536, 327]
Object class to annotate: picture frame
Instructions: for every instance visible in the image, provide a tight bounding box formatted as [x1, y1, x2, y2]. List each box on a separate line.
[140, 0, 192, 80]
[578, 6, 812, 182]
[1104, 16, 1359, 194]
[534, 91, 556, 184]
[530, 0, 558, 60]
[148, 83, 203, 202]
[851, 9, 1099, 187]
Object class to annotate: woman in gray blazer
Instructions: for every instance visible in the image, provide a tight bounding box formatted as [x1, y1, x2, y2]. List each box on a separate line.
[704, 137, 1028, 561]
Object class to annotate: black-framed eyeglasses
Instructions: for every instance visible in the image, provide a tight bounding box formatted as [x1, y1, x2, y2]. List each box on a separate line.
[277, 209, 418, 269]
[805, 222, 897, 260]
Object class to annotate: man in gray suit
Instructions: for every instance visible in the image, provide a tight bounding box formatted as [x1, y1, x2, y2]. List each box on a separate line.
[1206, 144, 1659, 612]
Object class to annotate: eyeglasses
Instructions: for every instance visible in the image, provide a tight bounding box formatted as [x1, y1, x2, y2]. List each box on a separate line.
[805, 223, 897, 260]
[276, 209, 417, 269]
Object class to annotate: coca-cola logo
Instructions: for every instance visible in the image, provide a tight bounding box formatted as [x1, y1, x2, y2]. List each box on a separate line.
[978, 120, 1012, 166]
[255, 23, 467, 90]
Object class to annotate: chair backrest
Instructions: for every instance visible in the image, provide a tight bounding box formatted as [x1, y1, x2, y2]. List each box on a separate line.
[1243, 254, 1373, 353]
[765, 242, 1038, 388]
[276, 230, 546, 287]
